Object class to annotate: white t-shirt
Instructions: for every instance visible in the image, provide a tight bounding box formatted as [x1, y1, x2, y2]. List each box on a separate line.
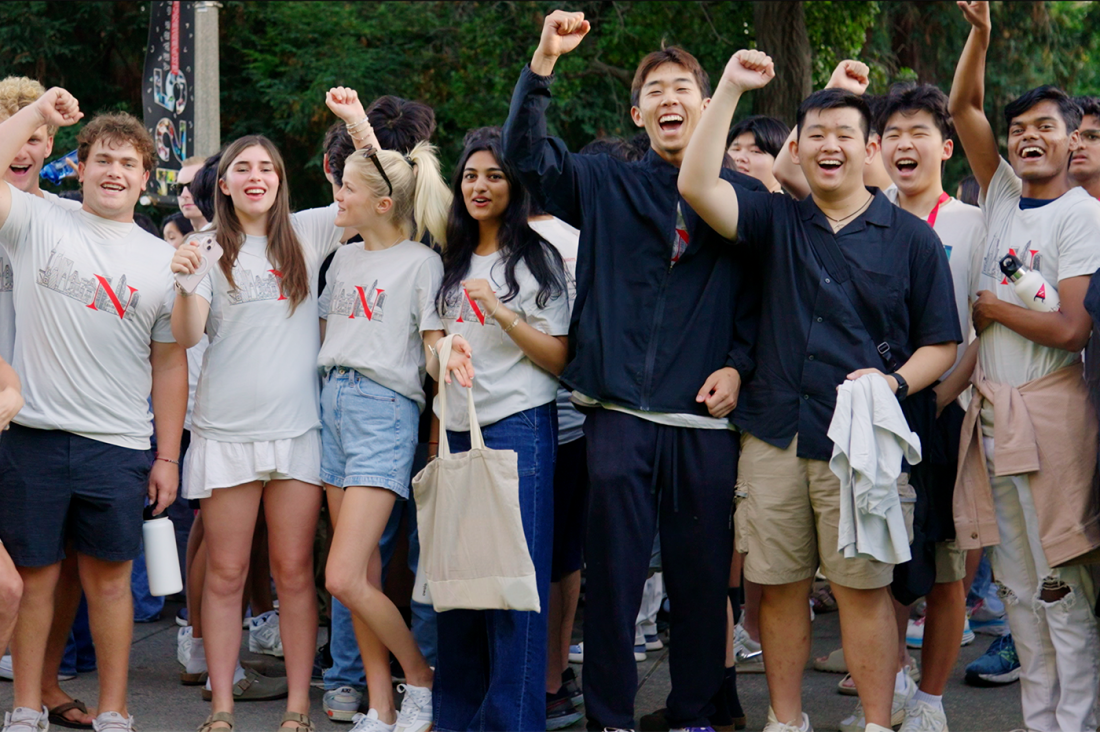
[0, 182, 176, 449]
[184, 335, 209, 432]
[0, 190, 82, 364]
[974, 158, 1100, 387]
[191, 204, 343, 442]
[886, 186, 982, 376]
[528, 217, 585, 444]
[436, 250, 570, 431]
[318, 239, 443, 411]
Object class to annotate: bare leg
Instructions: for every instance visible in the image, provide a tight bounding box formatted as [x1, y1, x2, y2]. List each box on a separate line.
[962, 548, 982, 596]
[249, 511, 274, 616]
[558, 569, 581, 676]
[186, 512, 205, 639]
[325, 486, 432, 695]
[725, 599, 735, 668]
[919, 580, 966, 696]
[201, 482, 263, 723]
[326, 485, 395, 722]
[759, 578, 813, 724]
[546, 581, 565, 694]
[41, 554, 94, 725]
[894, 596, 909, 671]
[0, 544, 22, 654]
[743, 579, 762, 642]
[831, 583, 898, 728]
[77, 555, 134, 716]
[263, 479, 322, 721]
[11, 563, 61, 713]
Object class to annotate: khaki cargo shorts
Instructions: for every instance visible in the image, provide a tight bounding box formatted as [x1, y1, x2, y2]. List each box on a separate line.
[734, 432, 895, 590]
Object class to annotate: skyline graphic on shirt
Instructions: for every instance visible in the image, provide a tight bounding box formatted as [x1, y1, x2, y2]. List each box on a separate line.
[37, 247, 140, 321]
[325, 278, 387, 322]
[0, 256, 11, 293]
[226, 263, 286, 305]
[983, 237, 1040, 285]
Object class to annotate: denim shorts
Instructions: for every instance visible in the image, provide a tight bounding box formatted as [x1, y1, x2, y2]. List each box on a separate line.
[0, 424, 152, 567]
[320, 367, 419, 498]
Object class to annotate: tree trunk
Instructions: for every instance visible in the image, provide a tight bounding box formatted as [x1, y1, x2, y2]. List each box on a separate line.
[751, 0, 812, 127]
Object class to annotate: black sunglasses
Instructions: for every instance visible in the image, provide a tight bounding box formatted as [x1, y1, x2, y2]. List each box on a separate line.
[169, 180, 191, 197]
[362, 145, 393, 197]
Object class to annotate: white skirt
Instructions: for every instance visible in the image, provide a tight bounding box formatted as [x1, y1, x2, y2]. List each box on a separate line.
[182, 429, 322, 499]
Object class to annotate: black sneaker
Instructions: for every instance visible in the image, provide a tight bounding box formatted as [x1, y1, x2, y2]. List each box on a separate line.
[547, 688, 584, 730]
[561, 666, 583, 707]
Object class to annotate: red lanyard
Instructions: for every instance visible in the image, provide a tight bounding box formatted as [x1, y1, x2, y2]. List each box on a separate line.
[926, 191, 950, 228]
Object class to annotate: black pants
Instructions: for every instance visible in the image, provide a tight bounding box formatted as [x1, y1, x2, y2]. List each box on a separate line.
[582, 409, 738, 730]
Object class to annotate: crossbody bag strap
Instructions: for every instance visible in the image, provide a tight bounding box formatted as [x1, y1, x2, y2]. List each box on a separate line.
[803, 222, 901, 373]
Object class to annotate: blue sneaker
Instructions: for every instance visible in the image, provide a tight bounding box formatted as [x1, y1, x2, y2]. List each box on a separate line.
[964, 633, 1021, 686]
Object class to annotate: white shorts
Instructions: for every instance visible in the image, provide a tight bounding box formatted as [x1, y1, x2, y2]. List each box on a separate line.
[182, 430, 322, 499]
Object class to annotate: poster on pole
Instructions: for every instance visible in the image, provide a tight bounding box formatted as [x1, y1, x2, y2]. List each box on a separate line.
[142, 0, 196, 204]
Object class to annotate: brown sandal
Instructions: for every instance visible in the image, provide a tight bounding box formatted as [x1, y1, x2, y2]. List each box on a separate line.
[48, 700, 93, 730]
[278, 712, 313, 731]
[198, 712, 235, 732]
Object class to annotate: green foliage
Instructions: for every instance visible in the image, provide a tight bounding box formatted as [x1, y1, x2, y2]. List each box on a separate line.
[0, 1, 1098, 209]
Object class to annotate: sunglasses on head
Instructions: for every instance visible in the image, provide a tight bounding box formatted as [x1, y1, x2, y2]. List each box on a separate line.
[361, 145, 393, 197]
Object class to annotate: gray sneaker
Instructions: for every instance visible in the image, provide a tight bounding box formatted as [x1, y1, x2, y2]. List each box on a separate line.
[324, 685, 364, 722]
[2, 707, 48, 732]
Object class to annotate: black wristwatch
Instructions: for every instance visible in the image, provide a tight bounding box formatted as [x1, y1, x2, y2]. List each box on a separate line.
[890, 371, 909, 401]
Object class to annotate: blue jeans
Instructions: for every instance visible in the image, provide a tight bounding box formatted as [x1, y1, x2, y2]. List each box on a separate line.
[324, 446, 439, 691]
[59, 596, 95, 676]
[433, 403, 556, 732]
[131, 547, 165, 622]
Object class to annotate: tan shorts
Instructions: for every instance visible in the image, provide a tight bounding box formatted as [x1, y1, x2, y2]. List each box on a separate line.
[898, 472, 967, 585]
[735, 432, 895, 590]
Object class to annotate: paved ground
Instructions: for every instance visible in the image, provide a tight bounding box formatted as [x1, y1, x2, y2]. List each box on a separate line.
[1, 600, 1025, 731]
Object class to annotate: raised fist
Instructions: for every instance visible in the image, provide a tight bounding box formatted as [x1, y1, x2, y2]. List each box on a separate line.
[536, 10, 590, 60]
[721, 50, 776, 93]
[826, 60, 870, 96]
[957, 1, 991, 31]
[35, 88, 82, 129]
[326, 87, 367, 125]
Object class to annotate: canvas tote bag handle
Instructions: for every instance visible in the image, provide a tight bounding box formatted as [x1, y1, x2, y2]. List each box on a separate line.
[434, 334, 485, 457]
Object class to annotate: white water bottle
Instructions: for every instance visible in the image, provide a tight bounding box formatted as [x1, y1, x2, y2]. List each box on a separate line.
[999, 253, 1061, 313]
[142, 507, 183, 596]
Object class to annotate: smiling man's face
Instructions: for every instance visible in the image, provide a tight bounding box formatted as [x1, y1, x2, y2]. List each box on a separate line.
[631, 62, 707, 163]
[2, 118, 53, 194]
[1007, 99, 1076, 182]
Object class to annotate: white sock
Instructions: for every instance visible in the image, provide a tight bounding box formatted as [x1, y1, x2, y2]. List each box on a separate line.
[186, 638, 207, 674]
[202, 663, 247, 691]
[894, 669, 908, 693]
[912, 690, 943, 710]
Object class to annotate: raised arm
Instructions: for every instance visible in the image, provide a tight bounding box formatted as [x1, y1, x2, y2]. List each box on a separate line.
[948, 1, 999, 192]
[169, 244, 211, 348]
[502, 11, 591, 226]
[0, 88, 82, 229]
[773, 60, 869, 199]
[679, 50, 775, 240]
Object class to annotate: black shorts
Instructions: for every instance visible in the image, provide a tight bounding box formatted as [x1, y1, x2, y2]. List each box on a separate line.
[0, 424, 152, 567]
[551, 436, 588, 581]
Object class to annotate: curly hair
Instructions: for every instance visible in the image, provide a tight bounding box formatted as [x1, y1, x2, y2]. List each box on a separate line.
[77, 113, 157, 174]
[0, 76, 56, 136]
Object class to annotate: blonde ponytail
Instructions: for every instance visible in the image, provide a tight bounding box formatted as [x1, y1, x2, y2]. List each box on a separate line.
[343, 142, 452, 246]
[406, 141, 451, 247]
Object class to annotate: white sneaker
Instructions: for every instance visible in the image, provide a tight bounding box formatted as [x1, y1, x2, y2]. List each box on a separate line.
[177, 625, 193, 666]
[838, 673, 916, 731]
[248, 610, 284, 657]
[0, 654, 12, 681]
[92, 711, 137, 732]
[734, 622, 764, 673]
[899, 699, 949, 732]
[2, 706, 48, 732]
[351, 709, 397, 732]
[394, 683, 433, 732]
[763, 707, 812, 732]
[324, 685, 365, 722]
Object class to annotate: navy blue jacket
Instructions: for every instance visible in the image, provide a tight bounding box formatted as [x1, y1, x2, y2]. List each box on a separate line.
[503, 66, 764, 418]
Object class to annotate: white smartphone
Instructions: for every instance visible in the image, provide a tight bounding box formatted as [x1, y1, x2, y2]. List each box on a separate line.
[174, 235, 223, 294]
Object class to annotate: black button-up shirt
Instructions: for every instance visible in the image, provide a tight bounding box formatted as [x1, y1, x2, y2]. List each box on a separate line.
[732, 188, 961, 461]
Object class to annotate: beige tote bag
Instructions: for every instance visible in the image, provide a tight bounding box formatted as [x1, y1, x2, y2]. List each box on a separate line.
[411, 334, 541, 612]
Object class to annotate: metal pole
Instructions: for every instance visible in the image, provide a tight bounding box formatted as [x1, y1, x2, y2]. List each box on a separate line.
[193, 1, 221, 157]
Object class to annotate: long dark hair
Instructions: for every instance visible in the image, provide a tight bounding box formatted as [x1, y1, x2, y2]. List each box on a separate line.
[438, 128, 565, 314]
[214, 135, 309, 313]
